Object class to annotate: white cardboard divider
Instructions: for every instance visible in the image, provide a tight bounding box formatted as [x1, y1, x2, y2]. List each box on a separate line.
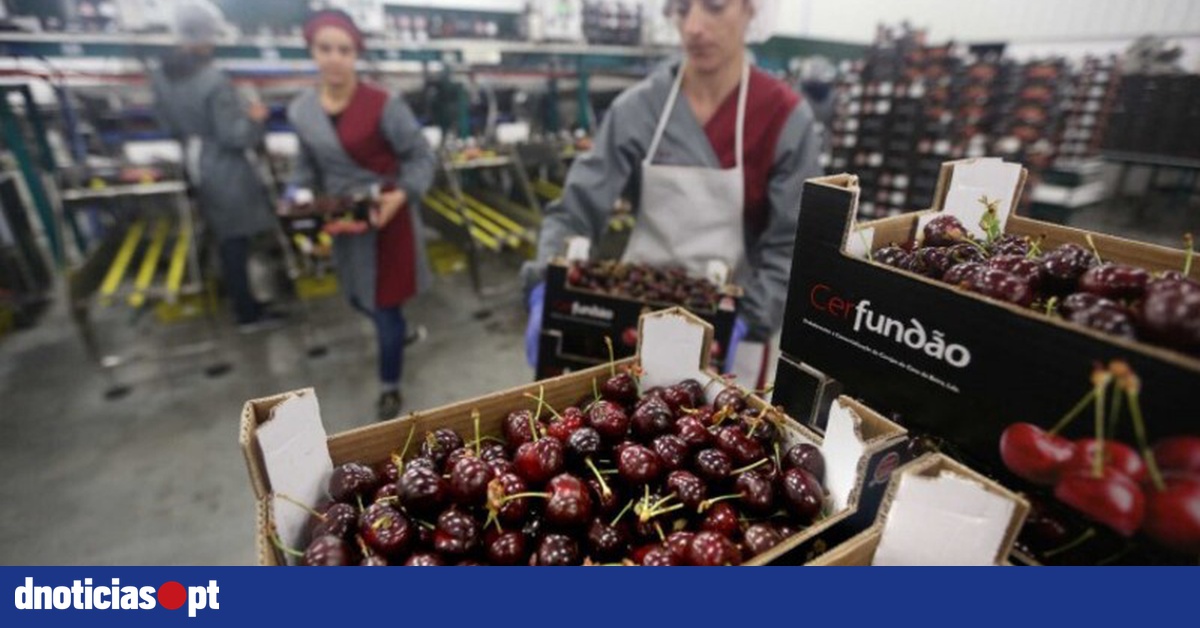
[915, 212, 939, 244]
[820, 401, 868, 513]
[940, 158, 1024, 240]
[421, 126, 444, 150]
[264, 131, 299, 157]
[257, 392, 332, 565]
[564, 237, 591, 262]
[122, 140, 182, 165]
[637, 313, 710, 393]
[844, 225, 876, 260]
[292, 188, 315, 206]
[872, 470, 1017, 566]
[496, 121, 532, 145]
[705, 260, 731, 287]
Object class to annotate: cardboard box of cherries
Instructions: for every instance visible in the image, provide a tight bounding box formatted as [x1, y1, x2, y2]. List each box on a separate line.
[538, 238, 739, 379]
[242, 309, 908, 566]
[774, 158, 1199, 564]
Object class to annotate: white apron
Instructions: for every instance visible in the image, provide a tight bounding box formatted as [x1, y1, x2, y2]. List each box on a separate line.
[623, 61, 773, 388]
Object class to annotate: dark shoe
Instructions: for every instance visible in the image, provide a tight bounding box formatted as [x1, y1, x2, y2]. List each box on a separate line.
[377, 391, 403, 422]
[237, 310, 289, 335]
[405, 325, 428, 347]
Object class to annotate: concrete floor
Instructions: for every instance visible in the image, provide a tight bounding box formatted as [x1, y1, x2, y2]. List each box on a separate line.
[0, 185, 1196, 566]
[0, 255, 531, 565]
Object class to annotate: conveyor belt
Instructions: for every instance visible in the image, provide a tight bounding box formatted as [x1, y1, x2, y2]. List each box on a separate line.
[422, 194, 503, 252]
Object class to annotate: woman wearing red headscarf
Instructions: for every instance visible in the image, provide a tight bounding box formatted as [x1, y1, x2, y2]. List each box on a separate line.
[287, 10, 436, 421]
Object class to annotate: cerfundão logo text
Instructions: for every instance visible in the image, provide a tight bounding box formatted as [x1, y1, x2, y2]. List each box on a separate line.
[809, 283, 972, 368]
[14, 578, 220, 617]
[570, 301, 614, 321]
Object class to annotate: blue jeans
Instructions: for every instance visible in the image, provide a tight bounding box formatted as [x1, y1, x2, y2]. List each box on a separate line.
[217, 237, 261, 325]
[352, 299, 406, 386]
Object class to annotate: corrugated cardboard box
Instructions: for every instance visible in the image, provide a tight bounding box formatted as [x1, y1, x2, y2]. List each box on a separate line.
[241, 308, 907, 566]
[809, 454, 1030, 566]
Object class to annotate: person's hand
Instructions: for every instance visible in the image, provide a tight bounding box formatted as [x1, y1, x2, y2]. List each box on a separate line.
[247, 101, 269, 123]
[371, 189, 408, 228]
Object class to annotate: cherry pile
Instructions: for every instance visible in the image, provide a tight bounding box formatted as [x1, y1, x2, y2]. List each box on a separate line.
[999, 362, 1199, 555]
[281, 372, 828, 566]
[872, 218, 1199, 357]
[567, 261, 724, 312]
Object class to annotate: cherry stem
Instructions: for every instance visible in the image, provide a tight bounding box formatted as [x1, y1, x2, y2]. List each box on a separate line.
[1048, 389, 1097, 435]
[1044, 296, 1058, 317]
[396, 424, 416, 463]
[1096, 544, 1136, 567]
[1085, 234, 1104, 265]
[1092, 373, 1108, 477]
[1043, 527, 1097, 559]
[773, 441, 783, 472]
[732, 458, 770, 476]
[611, 499, 635, 527]
[592, 377, 601, 404]
[270, 532, 305, 559]
[655, 522, 666, 543]
[585, 457, 613, 498]
[1126, 391, 1166, 492]
[636, 489, 683, 522]
[473, 410, 482, 456]
[605, 336, 616, 377]
[501, 492, 551, 503]
[1025, 235, 1044, 259]
[643, 503, 684, 521]
[275, 493, 324, 520]
[414, 519, 435, 530]
[1106, 386, 1124, 440]
[712, 405, 734, 427]
[1182, 233, 1194, 277]
[534, 385, 546, 423]
[956, 234, 989, 255]
[527, 387, 545, 442]
[653, 491, 678, 509]
[543, 402, 566, 423]
[697, 493, 741, 514]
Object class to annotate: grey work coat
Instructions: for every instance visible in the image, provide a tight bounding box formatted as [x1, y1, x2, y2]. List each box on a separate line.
[522, 60, 824, 342]
[286, 87, 436, 310]
[150, 55, 276, 242]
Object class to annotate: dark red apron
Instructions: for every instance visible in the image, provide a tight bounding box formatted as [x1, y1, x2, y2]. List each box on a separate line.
[331, 82, 418, 308]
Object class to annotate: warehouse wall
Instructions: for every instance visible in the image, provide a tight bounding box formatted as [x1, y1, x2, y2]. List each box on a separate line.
[779, 0, 1200, 68]
[416, 0, 1200, 69]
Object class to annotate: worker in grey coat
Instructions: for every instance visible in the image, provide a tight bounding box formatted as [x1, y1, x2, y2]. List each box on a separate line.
[149, 1, 279, 331]
[522, 0, 821, 387]
[286, 10, 437, 421]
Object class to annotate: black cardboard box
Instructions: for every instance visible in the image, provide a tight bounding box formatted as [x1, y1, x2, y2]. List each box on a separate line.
[539, 260, 739, 380]
[773, 161, 1199, 564]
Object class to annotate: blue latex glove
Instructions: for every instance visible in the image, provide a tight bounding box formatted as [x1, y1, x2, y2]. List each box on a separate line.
[723, 316, 749, 374]
[525, 282, 546, 369]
